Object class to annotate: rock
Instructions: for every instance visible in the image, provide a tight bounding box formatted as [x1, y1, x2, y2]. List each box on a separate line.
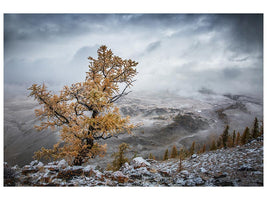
[83, 165, 96, 177]
[180, 170, 189, 178]
[21, 165, 39, 175]
[191, 154, 197, 159]
[112, 171, 129, 183]
[57, 159, 68, 169]
[57, 166, 84, 180]
[194, 177, 205, 186]
[214, 172, 228, 179]
[131, 157, 151, 169]
[36, 162, 44, 169]
[30, 160, 39, 166]
[199, 167, 207, 173]
[159, 169, 171, 177]
[214, 179, 234, 186]
[238, 164, 256, 171]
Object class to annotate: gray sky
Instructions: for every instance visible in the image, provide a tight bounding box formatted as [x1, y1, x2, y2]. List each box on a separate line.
[4, 14, 263, 97]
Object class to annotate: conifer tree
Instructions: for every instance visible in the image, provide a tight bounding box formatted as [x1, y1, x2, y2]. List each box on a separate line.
[29, 45, 138, 165]
[202, 144, 206, 153]
[148, 153, 155, 160]
[163, 149, 169, 161]
[217, 136, 222, 149]
[210, 139, 217, 151]
[236, 132, 241, 145]
[241, 127, 250, 145]
[232, 130, 236, 147]
[189, 141, 195, 155]
[107, 143, 130, 171]
[222, 125, 229, 148]
[259, 120, 264, 136]
[178, 148, 185, 172]
[252, 117, 259, 139]
[170, 145, 178, 158]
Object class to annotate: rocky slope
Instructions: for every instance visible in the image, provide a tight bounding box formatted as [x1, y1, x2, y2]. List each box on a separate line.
[4, 136, 263, 186]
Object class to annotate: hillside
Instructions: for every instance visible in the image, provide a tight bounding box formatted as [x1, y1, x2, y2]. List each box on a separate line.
[4, 136, 263, 186]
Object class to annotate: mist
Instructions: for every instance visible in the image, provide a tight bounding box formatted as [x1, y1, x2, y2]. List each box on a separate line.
[4, 14, 263, 98]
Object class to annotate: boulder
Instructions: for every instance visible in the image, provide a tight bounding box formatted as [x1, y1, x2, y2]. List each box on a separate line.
[112, 171, 129, 183]
[57, 166, 84, 180]
[130, 157, 151, 169]
[57, 159, 68, 169]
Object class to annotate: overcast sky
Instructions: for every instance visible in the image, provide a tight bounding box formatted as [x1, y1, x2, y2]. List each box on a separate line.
[4, 14, 263, 97]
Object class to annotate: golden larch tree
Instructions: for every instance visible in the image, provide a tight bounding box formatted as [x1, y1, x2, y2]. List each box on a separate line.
[28, 45, 138, 165]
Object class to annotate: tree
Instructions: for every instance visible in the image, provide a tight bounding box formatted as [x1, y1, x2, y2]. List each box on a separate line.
[107, 143, 130, 171]
[210, 139, 217, 151]
[163, 149, 169, 161]
[170, 145, 178, 158]
[189, 141, 195, 155]
[148, 153, 155, 160]
[252, 117, 259, 139]
[235, 131, 241, 145]
[232, 130, 236, 147]
[178, 148, 185, 172]
[241, 127, 250, 145]
[222, 125, 229, 148]
[29, 45, 138, 165]
[201, 144, 206, 153]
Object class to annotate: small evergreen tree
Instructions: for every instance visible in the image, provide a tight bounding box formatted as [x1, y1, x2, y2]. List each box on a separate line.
[148, 153, 155, 160]
[235, 131, 243, 145]
[210, 139, 217, 151]
[163, 149, 169, 161]
[178, 148, 185, 172]
[232, 130, 236, 147]
[170, 145, 178, 158]
[217, 136, 222, 149]
[107, 143, 130, 171]
[241, 127, 250, 145]
[252, 117, 259, 139]
[259, 120, 263, 136]
[222, 125, 229, 148]
[202, 144, 206, 153]
[189, 141, 195, 155]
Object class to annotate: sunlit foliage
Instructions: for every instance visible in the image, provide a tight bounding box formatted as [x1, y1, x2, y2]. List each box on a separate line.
[28, 45, 138, 165]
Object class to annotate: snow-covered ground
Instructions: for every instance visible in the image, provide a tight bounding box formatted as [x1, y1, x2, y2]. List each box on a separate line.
[4, 137, 263, 186]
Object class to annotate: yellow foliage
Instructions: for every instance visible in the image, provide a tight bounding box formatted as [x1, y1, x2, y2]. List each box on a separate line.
[29, 45, 138, 165]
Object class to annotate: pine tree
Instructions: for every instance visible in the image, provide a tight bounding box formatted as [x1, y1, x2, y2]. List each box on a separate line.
[217, 136, 223, 149]
[29, 45, 138, 165]
[189, 141, 195, 155]
[222, 125, 229, 148]
[236, 132, 241, 145]
[259, 120, 263, 136]
[210, 139, 217, 151]
[107, 143, 130, 171]
[252, 117, 259, 139]
[232, 130, 236, 147]
[148, 153, 155, 160]
[241, 127, 250, 145]
[178, 148, 185, 172]
[202, 144, 206, 153]
[163, 149, 169, 161]
[170, 145, 178, 158]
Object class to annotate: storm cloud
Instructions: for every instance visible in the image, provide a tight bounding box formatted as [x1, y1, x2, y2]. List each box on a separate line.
[4, 14, 263, 97]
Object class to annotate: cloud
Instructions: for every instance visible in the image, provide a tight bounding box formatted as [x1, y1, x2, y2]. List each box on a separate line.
[4, 14, 263, 97]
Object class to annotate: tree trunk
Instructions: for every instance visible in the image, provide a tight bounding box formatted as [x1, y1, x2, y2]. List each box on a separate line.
[72, 138, 94, 166]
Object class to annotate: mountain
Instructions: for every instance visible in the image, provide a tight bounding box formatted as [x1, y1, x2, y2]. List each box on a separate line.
[4, 91, 263, 168]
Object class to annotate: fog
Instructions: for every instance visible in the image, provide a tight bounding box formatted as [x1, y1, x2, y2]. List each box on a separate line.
[4, 14, 263, 98]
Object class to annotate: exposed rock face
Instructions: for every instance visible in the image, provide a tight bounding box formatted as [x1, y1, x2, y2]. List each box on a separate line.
[4, 137, 263, 187]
